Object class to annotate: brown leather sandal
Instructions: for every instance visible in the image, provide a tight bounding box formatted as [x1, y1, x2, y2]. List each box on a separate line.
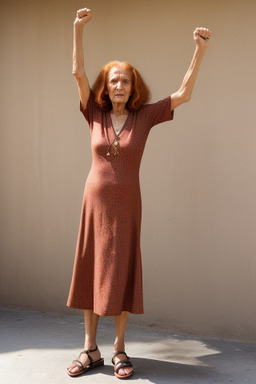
[112, 351, 134, 379]
[67, 346, 104, 377]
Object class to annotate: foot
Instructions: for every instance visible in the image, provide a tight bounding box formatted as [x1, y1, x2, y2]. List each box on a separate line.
[112, 351, 133, 378]
[67, 346, 102, 376]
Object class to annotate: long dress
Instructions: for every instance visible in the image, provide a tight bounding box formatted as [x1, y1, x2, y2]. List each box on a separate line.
[67, 91, 174, 316]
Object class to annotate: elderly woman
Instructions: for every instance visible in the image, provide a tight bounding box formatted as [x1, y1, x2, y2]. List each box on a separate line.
[67, 7, 211, 379]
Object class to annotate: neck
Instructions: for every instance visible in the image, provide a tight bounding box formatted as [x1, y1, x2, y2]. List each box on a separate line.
[111, 102, 128, 116]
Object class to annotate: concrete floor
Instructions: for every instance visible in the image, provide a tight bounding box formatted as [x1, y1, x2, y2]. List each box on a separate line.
[0, 308, 256, 384]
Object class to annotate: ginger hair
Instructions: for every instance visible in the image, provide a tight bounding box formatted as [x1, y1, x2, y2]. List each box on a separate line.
[92, 61, 150, 111]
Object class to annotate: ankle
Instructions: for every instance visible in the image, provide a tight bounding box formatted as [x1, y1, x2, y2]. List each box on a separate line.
[113, 342, 125, 353]
[84, 342, 98, 352]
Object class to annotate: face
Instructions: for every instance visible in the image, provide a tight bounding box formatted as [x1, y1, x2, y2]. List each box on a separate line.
[106, 67, 132, 106]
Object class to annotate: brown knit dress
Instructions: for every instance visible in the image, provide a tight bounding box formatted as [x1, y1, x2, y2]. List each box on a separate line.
[67, 91, 174, 316]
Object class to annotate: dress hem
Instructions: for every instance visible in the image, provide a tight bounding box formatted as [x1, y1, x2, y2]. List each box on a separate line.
[66, 304, 144, 317]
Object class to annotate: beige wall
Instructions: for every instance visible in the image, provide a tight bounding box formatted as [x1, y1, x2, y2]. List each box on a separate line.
[1, 0, 256, 342]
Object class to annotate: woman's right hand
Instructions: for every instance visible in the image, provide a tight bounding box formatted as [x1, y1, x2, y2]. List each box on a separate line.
[74, 8, 92, 27]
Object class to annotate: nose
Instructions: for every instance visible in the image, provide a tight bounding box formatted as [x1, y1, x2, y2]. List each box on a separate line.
[116, 81, 123, 90]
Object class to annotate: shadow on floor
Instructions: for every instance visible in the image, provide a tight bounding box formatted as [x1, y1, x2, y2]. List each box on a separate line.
[81, 357, 216, 384]
[1, 308, 256, 384]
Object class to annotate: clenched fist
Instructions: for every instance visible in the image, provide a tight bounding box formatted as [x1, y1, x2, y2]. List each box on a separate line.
[193, 27, 211, 49]
[74, 8, 92, 27]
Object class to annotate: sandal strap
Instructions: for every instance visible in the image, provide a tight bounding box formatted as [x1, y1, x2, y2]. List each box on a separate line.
[71, 359, 84, 371]
[84, 345, 98, 366]
[85, 345, 98, 354]
[114, 359, 133, 373]
[76, 345, 99, 368]
[112, 351, 130, 365]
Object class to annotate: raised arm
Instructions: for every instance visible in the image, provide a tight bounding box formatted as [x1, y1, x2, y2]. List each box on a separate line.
[171, 27, 212, 110]
[72, 8, 92, 110]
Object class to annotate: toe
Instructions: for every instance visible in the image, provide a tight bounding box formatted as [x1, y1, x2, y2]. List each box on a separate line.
[125, 368, 133, 375]
[113, 352, 133, 378]
[67, 365, 79, 374]
[126, 367, 133, 375]
[117, 366, 133, 377]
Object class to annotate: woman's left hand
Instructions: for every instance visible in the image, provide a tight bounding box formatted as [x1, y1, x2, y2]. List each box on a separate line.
[193, 27, 212, 49]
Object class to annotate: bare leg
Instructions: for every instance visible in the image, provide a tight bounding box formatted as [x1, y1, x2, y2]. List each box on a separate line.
[83, 309, 100, 349]
[67, 310, 101, 375]
[113, 311, 133, 377]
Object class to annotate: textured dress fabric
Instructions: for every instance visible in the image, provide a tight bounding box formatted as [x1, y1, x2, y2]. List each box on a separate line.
[67, 91, 174, 316]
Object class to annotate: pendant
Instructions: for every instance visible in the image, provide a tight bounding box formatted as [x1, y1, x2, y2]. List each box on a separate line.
[106, 136, 120, 158]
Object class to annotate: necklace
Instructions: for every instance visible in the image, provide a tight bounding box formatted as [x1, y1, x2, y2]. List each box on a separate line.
[105, 113, 129, 158]
[106, 135, 120, 157]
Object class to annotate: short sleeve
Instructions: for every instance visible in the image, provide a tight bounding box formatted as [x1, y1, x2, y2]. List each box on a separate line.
[143, 96, 174, 130]
[80, 90, 101, 129]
